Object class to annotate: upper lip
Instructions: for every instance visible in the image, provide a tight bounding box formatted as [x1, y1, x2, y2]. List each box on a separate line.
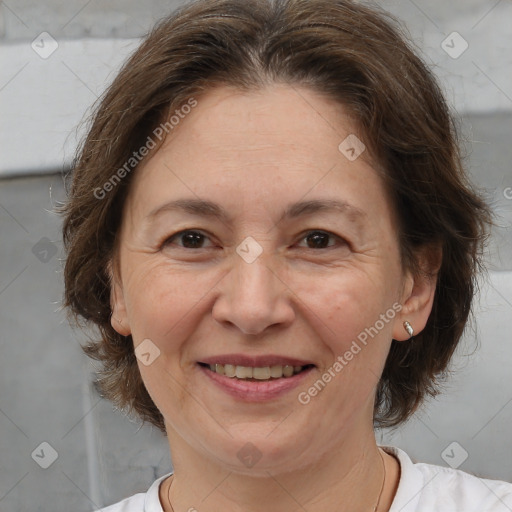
[199, 354, 315, 367]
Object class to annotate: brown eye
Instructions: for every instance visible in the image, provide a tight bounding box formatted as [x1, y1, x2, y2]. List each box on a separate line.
[164, 230, 213, 249]
[297, 231, 343, 249]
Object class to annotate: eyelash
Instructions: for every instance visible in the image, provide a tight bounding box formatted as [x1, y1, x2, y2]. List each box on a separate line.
[161, 229, 346, 251]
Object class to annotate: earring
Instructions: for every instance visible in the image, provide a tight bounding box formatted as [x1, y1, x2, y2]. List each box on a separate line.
[403, 320, 414, 339]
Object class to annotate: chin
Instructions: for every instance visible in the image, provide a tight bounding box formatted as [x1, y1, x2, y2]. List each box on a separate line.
[203, 430, 316, 476]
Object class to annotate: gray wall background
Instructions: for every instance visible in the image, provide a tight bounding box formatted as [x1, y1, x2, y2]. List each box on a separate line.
[0, 0, 511, 510]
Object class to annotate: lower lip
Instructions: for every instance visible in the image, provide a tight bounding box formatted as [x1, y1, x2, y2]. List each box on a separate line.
[197, 364, 315, 402]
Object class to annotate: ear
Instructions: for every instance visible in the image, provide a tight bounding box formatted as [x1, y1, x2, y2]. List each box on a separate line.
[107, 259, 131, 337]
[393, 242, 442, 341]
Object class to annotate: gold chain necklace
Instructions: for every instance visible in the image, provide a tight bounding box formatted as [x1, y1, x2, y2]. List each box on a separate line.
[167, 448, 386, 512]
[373, 447, 387, 512]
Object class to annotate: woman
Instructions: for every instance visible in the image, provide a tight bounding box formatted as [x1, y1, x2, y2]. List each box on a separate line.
[61, 0, 512, 510]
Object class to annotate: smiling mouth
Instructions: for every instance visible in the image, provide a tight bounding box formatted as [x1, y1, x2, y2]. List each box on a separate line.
[198, 362, 315, 381]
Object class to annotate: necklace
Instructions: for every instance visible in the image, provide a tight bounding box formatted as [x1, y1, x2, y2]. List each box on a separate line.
[167, 448, 387, 512]
[373, 447, 387, 512]
[166, 474, 175, 512]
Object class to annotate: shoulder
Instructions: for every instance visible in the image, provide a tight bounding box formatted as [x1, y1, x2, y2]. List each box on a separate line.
[93, 472, 172, 512]
[381, 445, 512, 512]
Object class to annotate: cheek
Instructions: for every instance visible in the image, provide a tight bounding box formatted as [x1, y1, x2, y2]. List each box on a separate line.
[296, 266, 395, 361]
[123, 260, 203, 343]
[295, 271, 396, 415]
[123, 263, 202, 413]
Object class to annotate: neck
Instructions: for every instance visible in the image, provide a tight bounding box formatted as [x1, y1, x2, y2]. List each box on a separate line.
[161, 425, 394, 512]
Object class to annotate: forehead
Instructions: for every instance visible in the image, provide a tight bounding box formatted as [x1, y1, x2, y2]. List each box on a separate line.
[159, 84, 362, 164]
[125, 84, 390, 224]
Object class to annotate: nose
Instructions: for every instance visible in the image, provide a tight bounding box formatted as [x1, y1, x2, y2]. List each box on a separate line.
[211, 250, 295, 336]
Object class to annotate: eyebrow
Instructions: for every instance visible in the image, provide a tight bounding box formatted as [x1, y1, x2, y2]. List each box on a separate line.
[147, 197, 367, 226]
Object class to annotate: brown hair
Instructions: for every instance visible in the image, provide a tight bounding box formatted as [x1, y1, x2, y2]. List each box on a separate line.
[60, 0, 494, 433]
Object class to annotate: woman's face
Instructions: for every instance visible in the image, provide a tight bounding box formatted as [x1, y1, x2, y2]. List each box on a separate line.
[110, 84, 429, 474]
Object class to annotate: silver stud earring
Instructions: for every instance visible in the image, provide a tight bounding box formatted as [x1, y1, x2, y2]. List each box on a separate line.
[403, 320, 414, 339]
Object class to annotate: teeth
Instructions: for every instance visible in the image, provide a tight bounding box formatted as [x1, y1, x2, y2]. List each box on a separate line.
[207, 363, 306, 380]
[224, 364, 236, 377]
[283, 365, 294, 377]
[236, 365, 253, 379]
[270, 365, 282, 378]
[252, 367, 270, 380]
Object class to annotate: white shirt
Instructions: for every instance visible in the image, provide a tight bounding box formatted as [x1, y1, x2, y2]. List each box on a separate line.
[95, 445, 512, 511]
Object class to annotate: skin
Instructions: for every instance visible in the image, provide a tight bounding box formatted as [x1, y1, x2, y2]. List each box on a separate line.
[110, 84, 441, 512]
